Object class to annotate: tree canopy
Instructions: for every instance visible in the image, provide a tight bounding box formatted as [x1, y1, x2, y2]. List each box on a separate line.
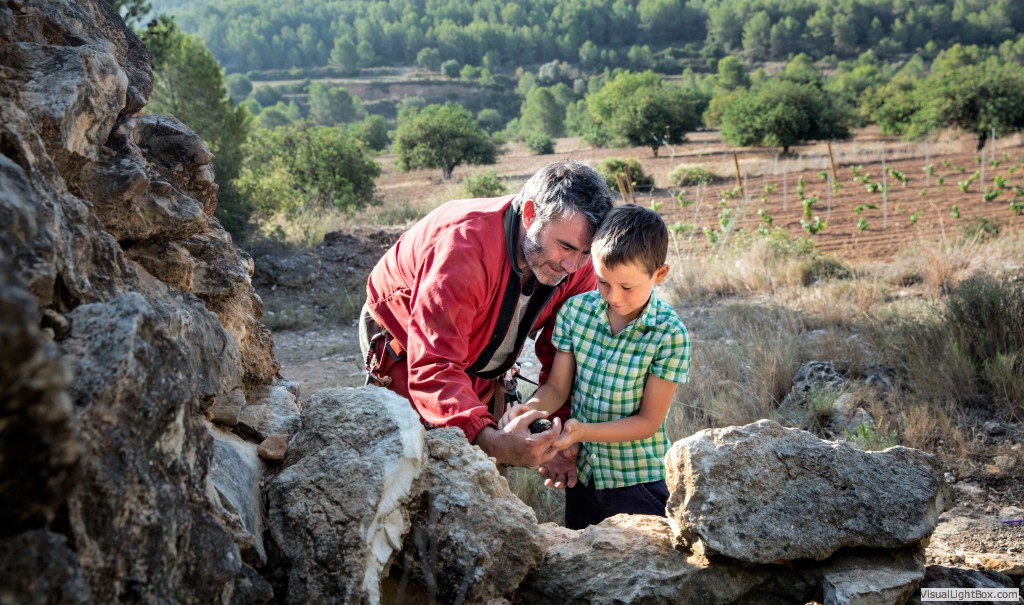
[143, 17, 251, 232]
[391, 103, 499, 181]
[155, 0, 1024, 75]
[234, 122, 380, 225]
[911, 50, 1024, 149]
[583, 70, 705, 157]
[719, 77, 850, 154]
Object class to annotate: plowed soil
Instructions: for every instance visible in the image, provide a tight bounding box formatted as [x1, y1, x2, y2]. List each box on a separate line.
[374, 127, 1024, 262]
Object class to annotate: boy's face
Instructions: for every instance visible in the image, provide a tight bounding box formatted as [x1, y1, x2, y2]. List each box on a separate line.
[593, 258, 669, 326]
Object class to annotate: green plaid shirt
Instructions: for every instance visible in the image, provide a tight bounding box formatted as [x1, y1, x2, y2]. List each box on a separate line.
[552, 289, 690, 489]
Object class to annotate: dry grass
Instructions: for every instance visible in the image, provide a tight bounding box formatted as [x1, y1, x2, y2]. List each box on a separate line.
[659, 227, 1024, 482]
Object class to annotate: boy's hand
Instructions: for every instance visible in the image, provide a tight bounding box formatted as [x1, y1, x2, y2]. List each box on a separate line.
[538, 443, 579, 489]
[551, 418, 583, 450]
[497, 403, 532, 430]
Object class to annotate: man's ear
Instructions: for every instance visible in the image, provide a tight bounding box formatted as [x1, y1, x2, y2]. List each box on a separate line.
[522, 199, 536, 228]
[653, 264, 670, 284]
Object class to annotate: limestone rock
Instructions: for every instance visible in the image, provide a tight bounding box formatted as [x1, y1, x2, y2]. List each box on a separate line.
[76, 123, 208, 244]
[394, 428, 543, 604]
[778, 361, 848, 429]
[209, 426, 266, 564]
[0, 529, 91, 605]
[125, 241, 196, 292]
[59, 293, 243, 602]
[257, 434, 289, 462]
[120, 115, 218, 215]
[666, 420, 949, 563]
[922, 565, 1018, 589]
[515, 515, 777, 605]
[0, 40, 126, 170]
[237, 384, 301, 442]
[6, 0, 151, 116]
[266, 387, 426, 605]
[208, 388, 246, 426]
[0, 153, 57, 304]
[255, 253, 323, 287]
[802, 546, 925, 605]
[0, 258, 79, 533]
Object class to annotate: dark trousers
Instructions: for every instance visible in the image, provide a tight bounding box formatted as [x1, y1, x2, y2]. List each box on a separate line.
[564, 479, 669, 530]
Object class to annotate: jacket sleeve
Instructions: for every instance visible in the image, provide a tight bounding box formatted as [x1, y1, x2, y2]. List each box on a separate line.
[533, 263, 597, 422]
[403, 225, 499, 443]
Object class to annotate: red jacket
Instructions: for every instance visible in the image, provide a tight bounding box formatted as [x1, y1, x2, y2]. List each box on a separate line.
[365, 195, 596, 443]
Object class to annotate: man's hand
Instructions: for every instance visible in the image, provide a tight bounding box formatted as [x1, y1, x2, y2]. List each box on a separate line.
[474, 406, 562, 468]
[538, 444, 579, 489]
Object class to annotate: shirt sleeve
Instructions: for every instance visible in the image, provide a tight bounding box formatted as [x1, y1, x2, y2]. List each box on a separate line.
[403, 227, 498, 443]
[550, 299, 576, 353]
[650, 321, 690, 384]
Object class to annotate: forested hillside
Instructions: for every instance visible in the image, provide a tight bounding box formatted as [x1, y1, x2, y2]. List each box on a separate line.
[151, 0, 1024, 75]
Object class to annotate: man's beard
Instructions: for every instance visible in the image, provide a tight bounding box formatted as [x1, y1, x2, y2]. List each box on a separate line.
[522, 223, 567, 286]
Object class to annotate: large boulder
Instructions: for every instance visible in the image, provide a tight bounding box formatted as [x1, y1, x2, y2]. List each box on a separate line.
[393, 428, 544, 604]
[266, 387, 426, 605]
[0, 257, 79, 534]
[58, 292, 244, 603]
[665, 419, 949, 563]
[515, 515, 778, 605]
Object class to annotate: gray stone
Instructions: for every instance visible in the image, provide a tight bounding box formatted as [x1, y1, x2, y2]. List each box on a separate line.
[237, 384, 301, 442]
[0, 258, 79, 533]
[59, 293, 243, 602]
[121, 115, 218, 215]
[208, 388, 246, 426]
[804, 546, 924, 605]
[266, 387, 426, 605]
[394, 428, 543, 604]
[665, 420, 949, 563]
[922, 565, 1018, 589]
[515, 515, 779, 605]
[778, 361, 849, 429]
[76, 126, 208, 244]
[0, 40, 126, 168]
[7, 0, 151, 116]
[209, 425, 266, 564]
[0, 529, 92, 605]
[255, 253, 322, 287]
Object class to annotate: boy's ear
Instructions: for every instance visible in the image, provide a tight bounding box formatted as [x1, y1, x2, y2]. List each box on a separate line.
[653, 264, 670, 284]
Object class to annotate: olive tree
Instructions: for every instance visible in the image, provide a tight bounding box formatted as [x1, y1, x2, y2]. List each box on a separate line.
[391, 103, 498, 181]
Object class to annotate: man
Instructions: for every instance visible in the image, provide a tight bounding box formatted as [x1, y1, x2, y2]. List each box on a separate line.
[360, 160, 613, 473]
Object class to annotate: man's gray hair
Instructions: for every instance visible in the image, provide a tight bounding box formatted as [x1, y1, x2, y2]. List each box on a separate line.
[518, 160, 613, 234]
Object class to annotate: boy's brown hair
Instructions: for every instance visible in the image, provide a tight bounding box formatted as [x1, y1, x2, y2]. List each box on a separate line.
[591, 204, 668, 276]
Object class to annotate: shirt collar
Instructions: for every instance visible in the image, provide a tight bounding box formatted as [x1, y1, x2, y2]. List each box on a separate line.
[589, 289, 662, 332]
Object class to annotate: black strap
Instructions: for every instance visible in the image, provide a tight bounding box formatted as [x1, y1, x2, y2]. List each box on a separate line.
[467, 204, 561, 380]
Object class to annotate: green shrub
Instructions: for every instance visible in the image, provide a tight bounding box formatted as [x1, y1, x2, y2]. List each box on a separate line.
[960, 216, 1001, 242]
[945, 275, 1024, 366]
[461, 168, 509, 198]
[523, 132, 554, 155]
[597, 157, 654, 194]
[667, 164, 722, 187]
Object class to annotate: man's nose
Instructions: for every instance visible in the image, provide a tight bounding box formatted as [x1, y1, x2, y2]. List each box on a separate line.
[560, 250, 583, 272]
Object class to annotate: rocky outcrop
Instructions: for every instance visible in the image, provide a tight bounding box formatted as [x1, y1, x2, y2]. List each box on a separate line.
[266, 387, 426, 605]
[1, 0, 278, 601]
[394, 428, 544, 605]
[665, 419, 949, 563]
[516, 515, 775, 604]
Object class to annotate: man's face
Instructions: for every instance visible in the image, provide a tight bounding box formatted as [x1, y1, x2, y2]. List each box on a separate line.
[521, 210, 594, 286]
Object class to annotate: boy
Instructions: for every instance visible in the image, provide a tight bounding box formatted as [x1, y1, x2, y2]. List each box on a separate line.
[503, 204, 690, 529]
